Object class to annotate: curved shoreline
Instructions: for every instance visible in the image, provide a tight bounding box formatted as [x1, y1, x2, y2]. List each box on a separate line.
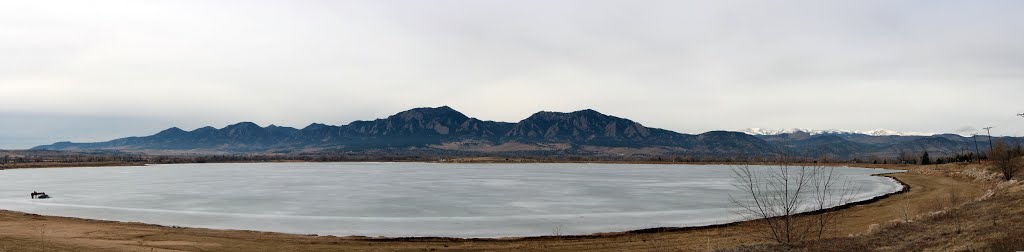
[0, 167, 986, 251]
[0, 164, 904, 239]
[337, 172, 911, 241]
[610, 172, 909, 237]
[0, 169, 908, 242]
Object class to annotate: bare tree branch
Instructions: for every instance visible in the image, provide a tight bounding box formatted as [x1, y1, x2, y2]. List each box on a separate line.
[729, 163, 857, 245]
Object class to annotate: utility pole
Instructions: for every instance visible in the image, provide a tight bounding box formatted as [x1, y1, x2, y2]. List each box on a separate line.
[973, 134, 982, 163]
[984, 126, 995, 155]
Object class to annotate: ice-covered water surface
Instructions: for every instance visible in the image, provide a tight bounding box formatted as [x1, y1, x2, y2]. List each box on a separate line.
[0, 163, 902, 238]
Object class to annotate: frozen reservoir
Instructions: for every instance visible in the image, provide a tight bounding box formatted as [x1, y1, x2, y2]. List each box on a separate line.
[0, 163, 903, 238]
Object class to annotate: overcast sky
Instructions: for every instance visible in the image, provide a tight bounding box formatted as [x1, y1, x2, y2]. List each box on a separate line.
[2, 0, 1023, 149]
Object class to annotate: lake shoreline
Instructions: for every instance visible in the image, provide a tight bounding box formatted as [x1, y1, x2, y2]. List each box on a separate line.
[1, 158, 914, 171]
[0, 174, 908, 240]
[0, 163, 905, 238]
[0, 164, 964, 252]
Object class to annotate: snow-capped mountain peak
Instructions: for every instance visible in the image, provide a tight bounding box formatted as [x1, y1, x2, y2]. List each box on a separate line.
[740, 128, 906, 136]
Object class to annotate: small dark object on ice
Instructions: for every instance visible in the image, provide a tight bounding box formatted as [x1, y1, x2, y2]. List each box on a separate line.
[31, 191, 50, 199]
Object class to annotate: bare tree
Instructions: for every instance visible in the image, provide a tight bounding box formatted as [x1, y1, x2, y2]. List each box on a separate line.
[991, 141, 1021, 181]
[729, 163, 855, 245]
[810, 166, 859, 239]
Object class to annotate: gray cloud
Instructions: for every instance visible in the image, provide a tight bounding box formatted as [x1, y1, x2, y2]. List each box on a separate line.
[954, 126, 980, 135]
[1, 0, 1023, 148]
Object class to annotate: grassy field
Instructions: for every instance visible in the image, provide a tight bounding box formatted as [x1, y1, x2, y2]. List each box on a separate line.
[0, 163, 1016, 251]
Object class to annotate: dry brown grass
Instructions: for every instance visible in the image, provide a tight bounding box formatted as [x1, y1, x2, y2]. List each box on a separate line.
[765, 185, 1024, 252]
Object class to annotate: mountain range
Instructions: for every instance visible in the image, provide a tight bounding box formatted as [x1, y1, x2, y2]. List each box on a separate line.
[33, 106, 1021, 161]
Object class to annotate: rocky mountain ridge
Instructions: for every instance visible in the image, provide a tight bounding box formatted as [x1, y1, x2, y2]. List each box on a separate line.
[33, 106, 1021, 160]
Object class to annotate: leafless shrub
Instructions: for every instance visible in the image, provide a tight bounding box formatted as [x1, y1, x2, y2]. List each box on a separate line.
[729, 163, 856, 245]
[702, 229, 720, 252]
[135, 239, 151, 251]
[896, 199, 914, 223]
[947, 190, 964, 234]
[34, 223, 46, 242]
[551, 223, 565, 237]
[990, 202, 1000, 227]
[811, 166, 859, 239]
[948, 190, 962, 206]
[991, 141, 1023, 181]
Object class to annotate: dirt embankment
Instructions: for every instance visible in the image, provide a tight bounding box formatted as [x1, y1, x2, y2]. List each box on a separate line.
[0, 164, 998, 251]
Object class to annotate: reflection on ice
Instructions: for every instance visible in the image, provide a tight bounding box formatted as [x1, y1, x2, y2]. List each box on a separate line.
[0, 163, 902, 238]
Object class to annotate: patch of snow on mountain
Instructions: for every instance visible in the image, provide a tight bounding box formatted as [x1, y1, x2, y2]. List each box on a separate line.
[740, 128, 914, 136]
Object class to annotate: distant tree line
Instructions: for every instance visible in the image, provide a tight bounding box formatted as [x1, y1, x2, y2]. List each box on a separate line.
[4, 142, 1023, 169]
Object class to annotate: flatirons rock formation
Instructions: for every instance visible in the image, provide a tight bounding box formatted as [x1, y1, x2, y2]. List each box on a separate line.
[33, 106, 1022, 160]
